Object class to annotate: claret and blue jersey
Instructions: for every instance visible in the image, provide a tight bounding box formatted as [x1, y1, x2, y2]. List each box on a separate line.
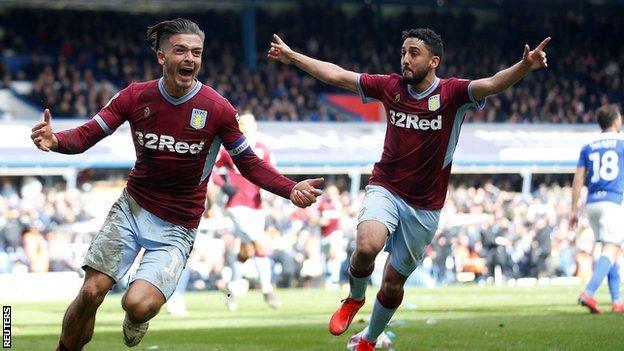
[578, 132, 624, 205]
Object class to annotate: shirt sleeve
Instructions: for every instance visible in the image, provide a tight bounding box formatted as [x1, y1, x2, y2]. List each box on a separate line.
[53, 118, 109, 154]
[446, 78, 486, 110]
[233, 152, 295, 199]
[355, 73, 390, 104]
[577, 147, 588, 169]
[216, 101, 252, 158]
[95, 83, 135, 134]
[53, 84, 135, 154]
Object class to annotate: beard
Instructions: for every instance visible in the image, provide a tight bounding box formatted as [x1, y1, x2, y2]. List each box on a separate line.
[402, 66, 429, 85]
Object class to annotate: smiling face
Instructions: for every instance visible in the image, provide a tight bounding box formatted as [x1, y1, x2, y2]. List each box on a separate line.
[157, 33, 203, 96]
[400, 37, 440, 85]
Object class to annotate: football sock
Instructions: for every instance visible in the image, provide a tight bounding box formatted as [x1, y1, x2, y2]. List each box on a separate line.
[349, 265, 374, 301]
[231, 260, 244, 282]
[254, 256, 274, 294]
[608, 263, 621, 303]
[585, 255, 613, 296]
[363, 290, 403, 342]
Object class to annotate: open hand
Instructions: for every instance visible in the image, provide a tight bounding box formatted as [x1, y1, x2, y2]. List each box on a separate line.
[522, 37, 551, 70]
[290, 177, 324, 208]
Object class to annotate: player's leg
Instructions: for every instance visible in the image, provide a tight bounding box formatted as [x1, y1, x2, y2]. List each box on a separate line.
[608, 259, 623, 312]
[58, 189, 142, 350]
[329, 185, 397, 336]
[57, 267, 114, 350]
[227, 206, 253, 305]
[224, 240, 243, 311]
[122, 210, 196, 347]
[352, 194, 439, 348]
[580, 243, 619, 313]
[327, 231, 346, 289]
[246, 209, 280, 307]
[166, 265, 190, 316]
[580, 202, 623, 313]
[347, 259, 407, 351]
[253, 240, 280, 307]
[122, 279, 165, 346]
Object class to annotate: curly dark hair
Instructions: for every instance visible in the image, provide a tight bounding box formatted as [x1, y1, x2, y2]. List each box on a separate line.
[402, 28, 444, 63]
[146, 18, 205, 52]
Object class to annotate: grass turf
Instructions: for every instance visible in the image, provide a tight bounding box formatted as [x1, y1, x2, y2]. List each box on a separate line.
[6, 284, 624, 350]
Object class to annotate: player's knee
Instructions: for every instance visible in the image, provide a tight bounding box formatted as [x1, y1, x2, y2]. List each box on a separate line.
[80, 281, 109, 306]
[380, 280, 404, 298]
[123, 293, 162, 323]
[356, 240, 382, 260]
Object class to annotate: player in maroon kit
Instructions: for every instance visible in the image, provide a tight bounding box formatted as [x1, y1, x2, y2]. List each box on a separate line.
[213, 112, 282, 309]
[269, 28, 549, 350]
[30, 19, 323, 351]
[315, 185, 346, 290]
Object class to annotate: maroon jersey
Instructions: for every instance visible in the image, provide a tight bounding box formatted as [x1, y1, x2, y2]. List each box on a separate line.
[215, 141, 273, 209]
[318, 197, 341, 237]
[357, 74, 485, 210]
[54, 78, 294, 228]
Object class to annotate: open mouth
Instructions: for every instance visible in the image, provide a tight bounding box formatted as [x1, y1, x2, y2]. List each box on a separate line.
[178, 67, 194, 78]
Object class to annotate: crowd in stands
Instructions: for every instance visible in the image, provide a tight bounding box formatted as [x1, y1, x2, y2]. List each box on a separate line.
[0, 174, 599, 290]
[0, 3, 622, 122]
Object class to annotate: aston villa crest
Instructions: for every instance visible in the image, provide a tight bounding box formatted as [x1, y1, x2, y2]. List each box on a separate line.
[190, 108, 207, 129]
[394, 93, 401, 102]
[428, 94, 440, 111]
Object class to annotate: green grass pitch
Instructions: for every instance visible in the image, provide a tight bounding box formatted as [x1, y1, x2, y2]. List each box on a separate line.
[6, 285, 624, 350]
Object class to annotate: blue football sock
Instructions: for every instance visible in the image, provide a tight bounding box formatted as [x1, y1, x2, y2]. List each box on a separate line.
[349, 266, 373, 301]
[607, 263, 621, 303]
[363, 297, 398, 342]
[585, 255, 613, 296]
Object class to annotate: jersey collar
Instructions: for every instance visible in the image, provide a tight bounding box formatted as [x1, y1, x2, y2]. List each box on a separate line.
[407, 77, 440, 100]
[158, 78, 201, 105]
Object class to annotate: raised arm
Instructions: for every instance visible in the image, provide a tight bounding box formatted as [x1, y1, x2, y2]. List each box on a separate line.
[268, 34, 359, 93]
[470, 37, 551, 101]
[30, 109, 108, 154]
[569, 165, 586, 230]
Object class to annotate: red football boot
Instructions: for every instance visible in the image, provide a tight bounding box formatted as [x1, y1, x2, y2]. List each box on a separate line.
[578, 292, 602, 314]
[347, 332, 376, 351]
[329, 297, 365, 335]
[611, 301, 624, 313]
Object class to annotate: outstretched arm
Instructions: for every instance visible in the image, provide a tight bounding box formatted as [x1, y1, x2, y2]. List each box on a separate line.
[470, 37, 551, 101]
[267, 34, 359, 93]
[30, 109, 108, 154]
[569, 165, 586, 230]
[233, 151, 324, 208]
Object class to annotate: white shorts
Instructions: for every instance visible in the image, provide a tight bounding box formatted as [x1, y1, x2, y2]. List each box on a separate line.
[83, 189, 196, 300]
[227, 206, 265, 244]
[587, 201, 624, 246]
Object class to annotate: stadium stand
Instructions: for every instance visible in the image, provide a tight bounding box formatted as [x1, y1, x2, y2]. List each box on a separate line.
[0, 3, 622, 122]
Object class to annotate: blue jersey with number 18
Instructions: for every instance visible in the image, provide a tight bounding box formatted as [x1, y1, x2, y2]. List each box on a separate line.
[578, 132, 624, 204]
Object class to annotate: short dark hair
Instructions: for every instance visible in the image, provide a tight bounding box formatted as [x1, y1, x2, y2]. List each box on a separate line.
[146, 18, 205, 52]
[402, 28, 444, 63]
[596, 104, 622, 130]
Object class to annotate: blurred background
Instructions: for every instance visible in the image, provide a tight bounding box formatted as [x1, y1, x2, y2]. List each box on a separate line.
[0, 0, 622, 304]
